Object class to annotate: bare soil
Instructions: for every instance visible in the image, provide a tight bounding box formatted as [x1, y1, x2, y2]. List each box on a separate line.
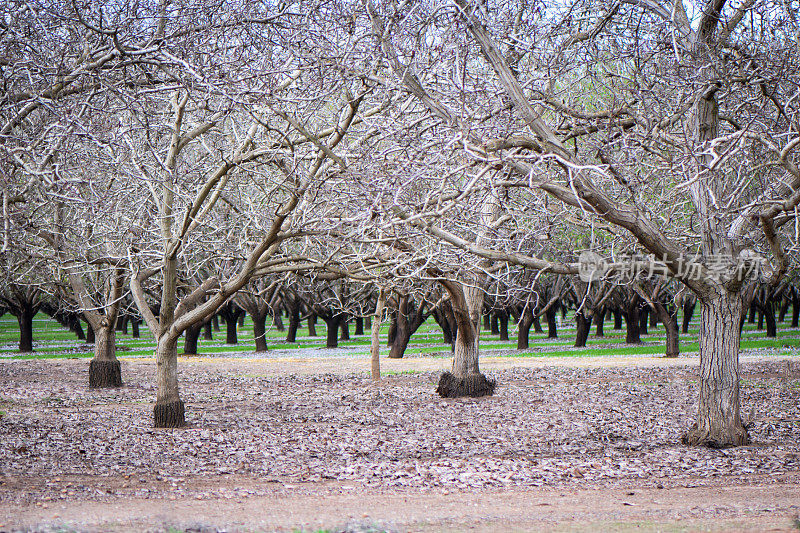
[1, 354, 799, 532]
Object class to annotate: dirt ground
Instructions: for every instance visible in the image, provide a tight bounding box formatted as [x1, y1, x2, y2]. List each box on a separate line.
[1, 353, 799, 532]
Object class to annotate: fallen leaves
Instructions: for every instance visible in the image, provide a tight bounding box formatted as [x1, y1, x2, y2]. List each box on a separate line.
[0, 359, 797, 505]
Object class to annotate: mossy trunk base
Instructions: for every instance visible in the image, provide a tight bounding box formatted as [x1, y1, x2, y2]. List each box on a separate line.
[436, 371, 496, 398]
[89, 359, 122, 388]
[154, 400, 186, 428]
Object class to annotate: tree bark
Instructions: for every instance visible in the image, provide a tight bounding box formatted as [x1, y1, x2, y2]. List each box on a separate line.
[545, 306, 558, 339]
[497, 310, 509, 341]
[613, 308, 623, 330]
[339, 319, 350, 341]
[252, 312, 268, 352]
[757, 298, 777, 338]
[16, 306, 35, 353]
[682, 300, 696, 333]
[203, 320, 213, 340]
[354, 316, 364, 336]
[371, 290, 387, 381]
[182, 323, 201, 355]
[639, 307, 649, 335]
[131, 318, 141, 338]
[225, 316, 238, 344]
[654, 302, 680, 358]
[792, 287, 800, 328]
[322, 314, 343, 348]
[778, 296, 790, 322]
[436, 280, 495, 398]
[270, 305, 284, 331]
[532, 315, 543, 333]
[594, 308, 606, 337]
[517, 306, 534, 350]
[625, 297, 641, 344]
[574, 310, 591, 348]
[154, 337, 185, 428]
[683, 289, 750, 447]
[285, 305, 300, 343]
[388, 316, 411, 359]
[89, 324, 122, 387]
[307, 315, 317, 336]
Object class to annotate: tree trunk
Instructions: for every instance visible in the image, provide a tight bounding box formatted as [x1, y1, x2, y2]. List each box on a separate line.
[72, 317, 86, 340]
[490, 314, 499, 334]
[154, 337, 185, 428]
[16, 307, 34, 353]
[649, 308, 658, 328]
[322, 315, 343, 348]
[792, 288, 799, 328]
[756, 308, 764, 330]
[86, 323, 95, 344]
[388, 319, 411, 359]
[131, 318, 140, 338]
[387, 315, 396, 347]
[483, 313, 491, 331]
[761, 300, 777, 338]
[532, 315, 543, 333]
[545, 306, 558, 339]
[364, 316, 372, 330]
[436, 281, 495, 398]
[354, 316, 364, 336]
[613, 308, 623, 330]
[225, 316, 238, 344]
[212, 315, 220, 332]
[778, 297, 790, 322]
[89, 324, 122, 387]
[497, 311, 509, 341]
[285, 306, 300, 343]
[307, 315, 317, 336]
[748, 303, 756, 324]
[339, 319, 350, 341]
[683, 290, 749, 447]
[639, 307, 649, 335]
[594, 308, 606, 337]
[371, 290, 387, 381]
[437, 318, 495, 398]
[183, 323, 201, 355]
[252, 312, 268, 352]
[625, 300, 641, 344]
[682, 301, 696, 333]
[574, 311, 591, 348]
[270, 306, 284, 331]
[655, 302, 680, 358]
[517, 307, 534, 350]
[203, 320, 213, 340]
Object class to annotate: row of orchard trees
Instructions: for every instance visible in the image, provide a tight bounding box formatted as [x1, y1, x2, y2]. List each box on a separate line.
[2, 0, 800, 446]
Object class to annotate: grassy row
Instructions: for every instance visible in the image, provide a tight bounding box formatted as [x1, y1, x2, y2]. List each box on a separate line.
[1, 310, 799, 360]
